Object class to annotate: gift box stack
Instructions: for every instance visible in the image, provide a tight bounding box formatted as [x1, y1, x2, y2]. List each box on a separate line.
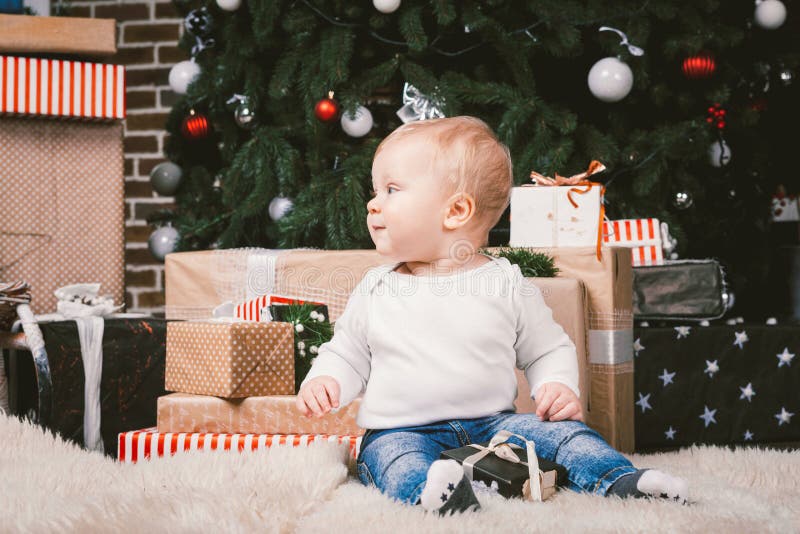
[118, 300, 364, 463]
[0, 16, 126, 315]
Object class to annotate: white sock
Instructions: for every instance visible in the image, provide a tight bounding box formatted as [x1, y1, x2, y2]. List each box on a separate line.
[419, 459, 481, 515]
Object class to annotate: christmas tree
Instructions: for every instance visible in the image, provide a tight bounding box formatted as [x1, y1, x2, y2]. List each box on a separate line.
[156, 0, 798, 315]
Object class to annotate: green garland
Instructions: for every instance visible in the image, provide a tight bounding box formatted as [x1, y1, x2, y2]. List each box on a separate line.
[272, 303, 333, 392]
[483, 248, 559, 278]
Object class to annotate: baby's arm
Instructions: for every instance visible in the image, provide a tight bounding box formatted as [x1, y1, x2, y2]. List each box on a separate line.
[296, 274, 374, 417]
[512, 271, 582, 420]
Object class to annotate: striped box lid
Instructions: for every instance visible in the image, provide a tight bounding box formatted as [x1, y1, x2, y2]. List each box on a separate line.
[0, 55, 125, 119]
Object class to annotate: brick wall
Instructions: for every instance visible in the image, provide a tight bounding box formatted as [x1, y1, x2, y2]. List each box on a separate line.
[69, 0, 187, 315]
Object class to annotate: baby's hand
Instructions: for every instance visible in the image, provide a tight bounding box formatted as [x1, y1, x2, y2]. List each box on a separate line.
[535, 382, 583, 422]
[296, 376, 340, 418]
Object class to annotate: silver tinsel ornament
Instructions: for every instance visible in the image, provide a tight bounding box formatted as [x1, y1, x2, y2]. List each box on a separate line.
[234, 99, 255, 129]
[396, 83, 445, 123]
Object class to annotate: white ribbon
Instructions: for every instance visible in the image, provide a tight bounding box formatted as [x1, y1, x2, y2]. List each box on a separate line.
[461, 430, 543, 502]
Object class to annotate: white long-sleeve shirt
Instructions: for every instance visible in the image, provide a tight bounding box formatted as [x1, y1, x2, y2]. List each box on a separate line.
[302, 255, 579, 429]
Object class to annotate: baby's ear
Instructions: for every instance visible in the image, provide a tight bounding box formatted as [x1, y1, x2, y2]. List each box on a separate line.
[443, 192, 476, 229]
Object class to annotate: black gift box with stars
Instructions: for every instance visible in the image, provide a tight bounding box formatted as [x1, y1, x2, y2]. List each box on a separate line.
[634, 324, 799, 450]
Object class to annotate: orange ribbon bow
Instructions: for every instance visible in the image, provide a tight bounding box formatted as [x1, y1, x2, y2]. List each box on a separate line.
[529, 160, 607, 260]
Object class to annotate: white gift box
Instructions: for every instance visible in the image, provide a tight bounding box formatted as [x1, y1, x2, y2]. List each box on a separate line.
[509, 185, 603, 247]
[772, 195, 799, 222]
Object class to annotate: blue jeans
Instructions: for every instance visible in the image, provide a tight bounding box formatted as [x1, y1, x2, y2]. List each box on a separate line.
[356, 412, 636, 505]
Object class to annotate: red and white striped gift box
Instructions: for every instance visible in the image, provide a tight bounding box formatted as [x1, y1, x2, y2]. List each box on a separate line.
[117, 428, 362, 463]
[0, 55, 125, 119]
[235, 294, 324, 322]
[602, 218, 664, 267]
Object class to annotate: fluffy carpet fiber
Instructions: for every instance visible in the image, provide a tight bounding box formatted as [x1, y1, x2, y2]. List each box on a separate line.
[1, 415, 798, 533]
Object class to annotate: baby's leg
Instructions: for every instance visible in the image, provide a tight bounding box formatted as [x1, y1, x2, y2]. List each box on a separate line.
[357, 430, 480, 514]
[481, 414, 687, 502]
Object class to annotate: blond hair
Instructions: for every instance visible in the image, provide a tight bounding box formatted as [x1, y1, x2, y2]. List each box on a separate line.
[375, 116, 513, 232]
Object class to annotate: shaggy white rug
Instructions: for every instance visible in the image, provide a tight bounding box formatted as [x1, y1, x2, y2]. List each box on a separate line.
[1, 415, 798, 533]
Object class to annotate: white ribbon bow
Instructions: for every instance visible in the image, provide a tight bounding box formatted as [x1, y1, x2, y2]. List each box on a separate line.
[461, 430, 543, 501]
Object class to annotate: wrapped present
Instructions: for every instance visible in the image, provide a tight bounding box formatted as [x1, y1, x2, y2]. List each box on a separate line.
[157, 393, 363, 436]
[510, 161, 606, 253]
[0, 14, 116, 56]
[165, 321, 295, 398]
[166, 249, 385, 322]
[0, 55, 125, 314]
[117, 428, 362, 463]
[602, 218, 665, 267]
[441, 431, 567, 501]
[1, 55, 125, 119]
[6, 317, 166, 458]
[634, 324, 800, 449]
[633, 259, 729, 320]
[490, 246, 634, 452]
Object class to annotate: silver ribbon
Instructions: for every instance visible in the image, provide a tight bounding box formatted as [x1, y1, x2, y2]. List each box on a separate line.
[396, 83, 445, 124]
[588, 329, 633, 364]
[461, 430, 543, 502]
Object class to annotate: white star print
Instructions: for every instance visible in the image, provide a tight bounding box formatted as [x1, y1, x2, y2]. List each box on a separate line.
[665, 426, 676, 440]
[743, 430, 754, 441]
[699, 405, 717, 428]
[636, 392, 652, 413]
[674, 326, 691, 339]
[658, 369, 676, 386]
[739, 382, 756, 402]
[704, 359, 720, 378]
[733, 330, 749, 349]
[776, 348, 795, 368]
[775, 407, 794, 426]
[633, 338, 645, 357]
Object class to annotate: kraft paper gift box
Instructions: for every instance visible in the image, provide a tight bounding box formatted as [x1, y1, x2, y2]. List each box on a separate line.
[157, 393, 363, 436]
[0, 55, 126, 314]
[165, 321, 295, 398]
[118, 428, 362, 463]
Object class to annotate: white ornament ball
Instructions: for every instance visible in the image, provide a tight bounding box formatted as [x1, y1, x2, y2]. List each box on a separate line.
[341, 106, 374, 137]
[168, 60, 200, 94]
[754, 0, 787, 29]
[373, 0, 401, 13]
[588, 57, 633, 102]
[268, 196, 294, 221]
[216, 0, 242, 11]
[148, 225, 179, 262]
[708, 139, 732, 167]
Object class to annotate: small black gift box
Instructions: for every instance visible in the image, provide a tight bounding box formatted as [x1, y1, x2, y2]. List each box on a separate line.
[442, 432, 567, 501]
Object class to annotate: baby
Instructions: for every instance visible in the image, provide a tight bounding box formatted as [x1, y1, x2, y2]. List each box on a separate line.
[297, 116, 688, 514]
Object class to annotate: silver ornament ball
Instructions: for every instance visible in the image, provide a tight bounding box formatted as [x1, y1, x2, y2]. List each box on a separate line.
[148, 225, 179, 262]
[754, 0, 787, 29]
[708, 139, 732, 167]
[150, 161, 183, 196]
[168, 60, 200, 95]
[373, 0, 401, 13]
[672, 191, 694, 210]
[235, 101, 256, 129]
[269, 196, 294, 221]
[587, 57, 633, 103]
[216, 0, 242, 11]
[340, 106, 374, 137]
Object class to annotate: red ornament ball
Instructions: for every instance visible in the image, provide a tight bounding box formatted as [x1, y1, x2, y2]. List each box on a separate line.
[682, 53, 717, 80]
[314, 96, 339, 122]
[181, 109, 211, 139]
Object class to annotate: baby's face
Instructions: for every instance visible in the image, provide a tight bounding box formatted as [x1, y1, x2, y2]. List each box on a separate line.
[367, 137, 451, 261]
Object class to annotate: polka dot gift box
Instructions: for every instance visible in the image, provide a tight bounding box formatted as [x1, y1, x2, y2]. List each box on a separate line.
[165, 321, 295, 398]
